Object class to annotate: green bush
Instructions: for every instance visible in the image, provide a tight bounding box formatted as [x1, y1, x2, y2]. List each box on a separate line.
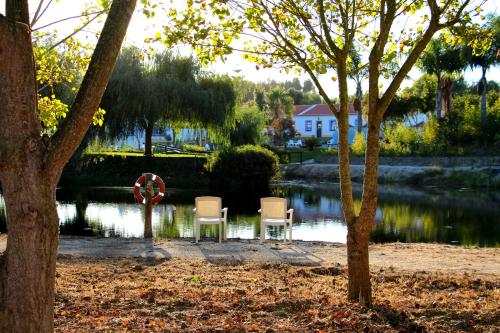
[381, 123, 420, 156]
[183, 144, 207, 153]
[205, 145, 280, 196]
[60, 154, 208, 188]
[304, 137, 320, 151]
[229, 103, 266, 146]
[351, 132, 366, 156]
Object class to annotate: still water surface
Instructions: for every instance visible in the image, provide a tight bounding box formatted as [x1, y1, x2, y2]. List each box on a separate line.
[0, 183, 498, 247]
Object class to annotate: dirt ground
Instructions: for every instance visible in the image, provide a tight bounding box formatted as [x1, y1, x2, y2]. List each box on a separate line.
[52, 256, 499, 332]
[1, 235, 500, 275]
[1, 235, 499, 331]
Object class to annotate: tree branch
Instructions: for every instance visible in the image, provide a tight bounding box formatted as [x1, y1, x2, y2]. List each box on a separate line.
[46, 13, 102, 51]
[33, 10, 105, 32]
[45, 0, 137, 181]
[378, 23, 439, 113]
[30, 0, 46, 26]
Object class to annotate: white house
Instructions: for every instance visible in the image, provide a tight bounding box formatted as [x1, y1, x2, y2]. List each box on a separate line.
[293, 104, 367, 145]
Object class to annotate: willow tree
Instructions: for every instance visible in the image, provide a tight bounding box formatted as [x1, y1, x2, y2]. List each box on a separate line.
[0, 0, 137, 331]
[102, 49, 200, 155]
[101, 50, 236, 153]
[162, 0, 487, 304]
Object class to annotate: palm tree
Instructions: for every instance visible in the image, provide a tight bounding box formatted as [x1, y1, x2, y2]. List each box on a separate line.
[268, 87, 294, 120]
[462, 15, 500, 130]
[349, 49, 368, 133]
[418, 38, 466, 118]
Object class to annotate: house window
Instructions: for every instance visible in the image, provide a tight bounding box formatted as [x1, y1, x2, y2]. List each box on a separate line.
[305, 120, 312, 131]
[329, 119, 337, 131]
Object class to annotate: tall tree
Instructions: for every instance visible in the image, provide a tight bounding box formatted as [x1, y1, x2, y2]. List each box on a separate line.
[163, 0, 487, 305]
[267, 87, 294, 119]
[302, 79, 315, 93]
[0, 0, 137, 331]
[418, 38, 467, 118]
[462, 15, 500, 131]
[102, 49, 200, 155]
[101, 50, 237, 154]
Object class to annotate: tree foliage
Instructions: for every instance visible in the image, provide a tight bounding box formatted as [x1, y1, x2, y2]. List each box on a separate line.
[100, 48, 236, 153]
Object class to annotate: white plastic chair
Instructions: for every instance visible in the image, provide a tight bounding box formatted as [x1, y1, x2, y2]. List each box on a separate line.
[258, 197, 294, 243]
[193, 196, 228, 243]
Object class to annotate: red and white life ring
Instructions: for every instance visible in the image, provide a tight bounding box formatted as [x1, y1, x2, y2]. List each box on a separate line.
[134, 174, 166, 205]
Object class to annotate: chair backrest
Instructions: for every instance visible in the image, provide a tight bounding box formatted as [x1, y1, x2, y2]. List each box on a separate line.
[260, 197, 287, 219]
[195, 196, 222, 218]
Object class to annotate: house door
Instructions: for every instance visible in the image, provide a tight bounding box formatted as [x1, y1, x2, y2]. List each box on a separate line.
[316, 121, 322, 138]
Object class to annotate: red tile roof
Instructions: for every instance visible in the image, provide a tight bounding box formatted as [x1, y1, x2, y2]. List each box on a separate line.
[294, 104, 356, 116]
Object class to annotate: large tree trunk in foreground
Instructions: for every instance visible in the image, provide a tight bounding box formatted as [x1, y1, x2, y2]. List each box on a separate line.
[0, 15, 58, 331]
[0, 1, 137, 331]
[1, 175, 59, 332]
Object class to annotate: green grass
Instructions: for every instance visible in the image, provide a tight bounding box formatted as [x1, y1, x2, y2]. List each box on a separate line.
[84, 151, 204, 158]
[287, 148, 335, 163]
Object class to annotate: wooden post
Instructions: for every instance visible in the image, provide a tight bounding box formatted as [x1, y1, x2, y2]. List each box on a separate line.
[144, 173, 153, 238]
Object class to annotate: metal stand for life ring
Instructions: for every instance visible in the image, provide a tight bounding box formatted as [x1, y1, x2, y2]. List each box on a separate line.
[134, 173, 166, 239]
[143, 174, 154, 238]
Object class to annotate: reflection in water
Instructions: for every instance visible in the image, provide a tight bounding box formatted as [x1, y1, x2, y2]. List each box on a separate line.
[0, 184, 499, 247]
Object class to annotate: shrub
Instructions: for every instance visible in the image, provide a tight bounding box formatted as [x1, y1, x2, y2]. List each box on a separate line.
[183, 144, 207, 153]
[60, 154, 208, 188]
[351, 132, 366, 156]
[304, 137, 320, 151]
[205, 145, 280, 197]
[229, 104, 266, 146]
[381, 123, 419, 156]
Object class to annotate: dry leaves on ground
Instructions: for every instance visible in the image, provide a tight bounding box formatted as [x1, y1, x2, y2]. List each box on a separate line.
[54, 256, 500, 332]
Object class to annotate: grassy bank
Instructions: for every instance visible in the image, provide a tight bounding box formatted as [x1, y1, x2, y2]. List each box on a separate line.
[54, 256, 499, 332]
[60, 153, 209, 188]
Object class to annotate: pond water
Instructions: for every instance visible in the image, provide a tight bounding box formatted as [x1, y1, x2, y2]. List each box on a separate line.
[0, 182, 499, 247]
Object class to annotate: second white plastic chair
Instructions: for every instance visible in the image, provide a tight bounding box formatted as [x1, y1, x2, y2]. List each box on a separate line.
[258, 197, 294, 243]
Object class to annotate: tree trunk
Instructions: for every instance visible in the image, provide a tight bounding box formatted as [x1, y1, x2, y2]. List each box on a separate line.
[145, 122, 154, 156]
[346, 222, 371, 304]
[335, 62, 356, 224]
[1, 173, 59, 333]
[346, 117, 381, 305]
[435, 76, 443, 119]
[441, 76, 453, 117]
[480, 69, 487, 131]
[0, 1, 137, 331]
[356, 81, 363, 133]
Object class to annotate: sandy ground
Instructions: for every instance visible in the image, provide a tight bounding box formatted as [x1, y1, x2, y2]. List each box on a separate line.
[1, 234, 499, 276]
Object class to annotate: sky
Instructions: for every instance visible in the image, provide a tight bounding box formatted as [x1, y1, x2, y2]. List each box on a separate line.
[1, 0, 498, 99]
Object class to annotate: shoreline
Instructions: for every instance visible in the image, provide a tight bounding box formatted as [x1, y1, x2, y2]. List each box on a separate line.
[281, 162, 500, 188]
[2, 235, 499, 276]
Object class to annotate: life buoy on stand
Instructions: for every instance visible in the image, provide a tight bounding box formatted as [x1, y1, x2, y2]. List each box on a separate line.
[134, 174, 165, 205]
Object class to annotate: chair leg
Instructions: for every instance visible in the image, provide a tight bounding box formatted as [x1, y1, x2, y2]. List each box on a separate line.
[218, 223, 222, 243]
[289, 224, 292, 243]
[283, 224, 287, 243]
[195, 220, 200, 243]
[225, 220, 228, 240]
